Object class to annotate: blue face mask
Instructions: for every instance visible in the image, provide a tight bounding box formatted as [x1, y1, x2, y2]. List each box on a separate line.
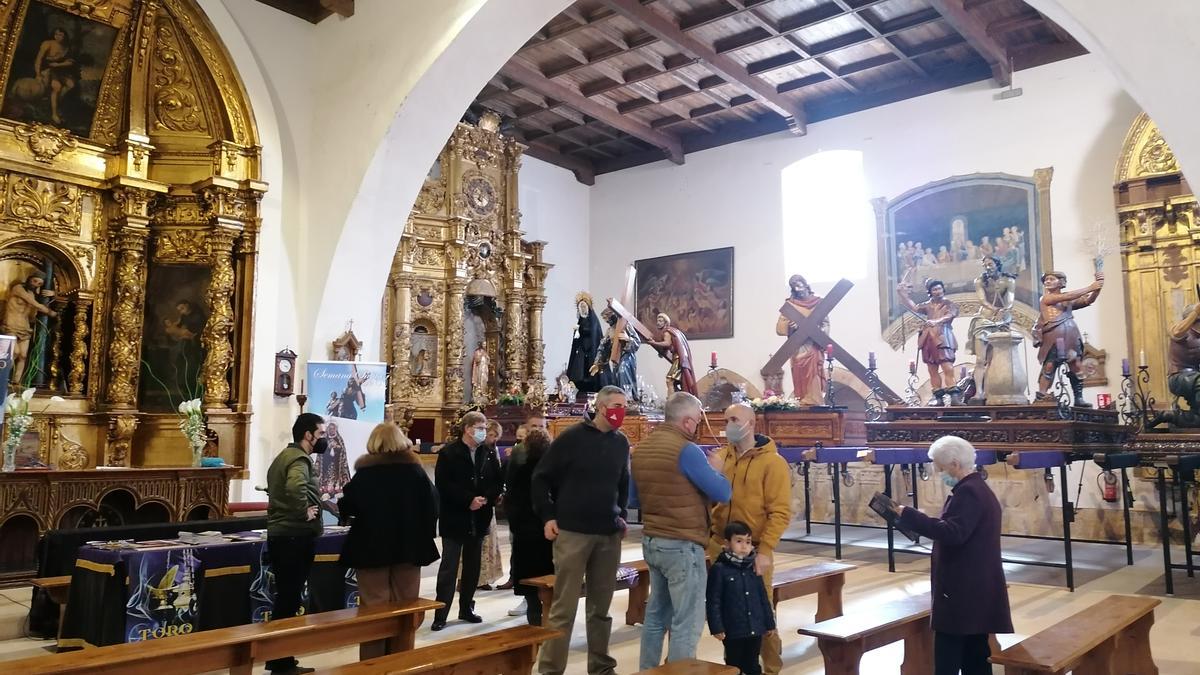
[942, 473, 959, 488]
[473, 428, 487, 444]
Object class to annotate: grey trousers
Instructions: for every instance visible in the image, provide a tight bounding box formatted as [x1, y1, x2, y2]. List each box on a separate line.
[537, 529, 623, 675]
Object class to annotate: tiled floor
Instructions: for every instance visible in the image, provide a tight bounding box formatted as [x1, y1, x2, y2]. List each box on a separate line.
[3, 522, 1200, 673]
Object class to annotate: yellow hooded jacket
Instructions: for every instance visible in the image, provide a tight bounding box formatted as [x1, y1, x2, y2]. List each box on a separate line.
[706, 434, 793, 558]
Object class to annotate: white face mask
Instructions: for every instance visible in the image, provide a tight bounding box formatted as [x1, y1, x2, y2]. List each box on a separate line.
[725, 421, 751, 444]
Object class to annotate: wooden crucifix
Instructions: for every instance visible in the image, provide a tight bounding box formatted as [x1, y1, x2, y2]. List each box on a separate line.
[762, 279, 903, 404]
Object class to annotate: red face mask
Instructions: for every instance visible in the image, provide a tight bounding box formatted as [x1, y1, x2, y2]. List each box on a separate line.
[602, 405, 626, 429]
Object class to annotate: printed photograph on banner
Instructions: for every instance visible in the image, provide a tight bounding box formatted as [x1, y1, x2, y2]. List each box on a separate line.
[314, 417, 375, 522]
[124, 548, 198, 642]
[304, 361, 386, 423]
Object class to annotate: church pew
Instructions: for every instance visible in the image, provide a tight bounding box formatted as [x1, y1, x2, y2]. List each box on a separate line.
[796, 592, 933, 675]
[635, 658, 738, 674]
[3, 598, 442, 675]
[29, 575, 72, 639]
[771, 561, 855, 622]
[522, 568, 641, 627]
[316, 624, 560, 674]
[989, 594, 1159, 674]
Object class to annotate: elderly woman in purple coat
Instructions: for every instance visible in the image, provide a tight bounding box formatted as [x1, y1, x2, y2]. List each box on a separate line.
[894, 435, 1012, 675]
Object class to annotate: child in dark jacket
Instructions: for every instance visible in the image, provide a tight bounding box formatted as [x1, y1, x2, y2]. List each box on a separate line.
[706, 521, 777, 675]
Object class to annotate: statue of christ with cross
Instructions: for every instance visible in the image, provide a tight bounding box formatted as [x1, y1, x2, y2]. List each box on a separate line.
[776, 275, 828, 404]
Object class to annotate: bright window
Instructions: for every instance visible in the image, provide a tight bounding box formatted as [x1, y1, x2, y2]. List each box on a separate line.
[780, 150, 871, 282]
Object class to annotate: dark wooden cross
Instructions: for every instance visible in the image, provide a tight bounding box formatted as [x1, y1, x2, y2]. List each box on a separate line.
[762, 279, 903, 404]
[607, 298, 670, 361]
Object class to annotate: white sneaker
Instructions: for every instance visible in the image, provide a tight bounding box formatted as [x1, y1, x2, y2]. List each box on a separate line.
[508, 599, 527, 616]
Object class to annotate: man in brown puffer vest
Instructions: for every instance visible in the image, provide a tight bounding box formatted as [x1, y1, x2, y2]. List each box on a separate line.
[632, 392, 731, 670]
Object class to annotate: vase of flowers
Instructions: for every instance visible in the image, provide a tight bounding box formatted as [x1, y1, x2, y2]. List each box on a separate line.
[178, 398, 206, 467]
[749, 395, 801, 412]
[2, 388, 34, 472]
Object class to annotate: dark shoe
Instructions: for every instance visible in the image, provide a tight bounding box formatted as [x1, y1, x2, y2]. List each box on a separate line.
[458, 611, 483, 623]
[497, 578, 514, 590]
[430, 617, 447, 631]
[947, 386, 963, 406]
[269, 668, 315, 675]
[929, 388, 946, 407]
[477, 584, 493, 591]
[1068, 373, 1092, 407]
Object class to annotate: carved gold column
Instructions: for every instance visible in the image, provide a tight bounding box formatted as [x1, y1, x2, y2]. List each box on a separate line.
[47, 297, 67, 389]
[201, 227, 238, 407]
[526, 294, 546, 381]
[105, 194, 153, 407]
[445, 278, 467, 405]
[68, 297, 92, 396]
[504, 293, 524, 385]
[391, 272, 414, 403]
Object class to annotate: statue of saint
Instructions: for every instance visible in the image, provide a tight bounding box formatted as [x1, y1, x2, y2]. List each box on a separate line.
[896, 278, 960, 405]
[2, 272, 56, 385]
[1150, 303, 1200, 428]
[591, 306, 640, 398]
[471, 344, 490, 403]
[647, 313, 697, 396]
[775, 274, 827, 405]
[961, 255, 1017, 399]
[1033, 271, 1103, 406]
[567, 291, 603, 395]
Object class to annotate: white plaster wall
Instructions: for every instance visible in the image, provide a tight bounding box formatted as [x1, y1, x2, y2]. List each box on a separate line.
[518, 157, 592, 386]
[589, 54, 1137, 410]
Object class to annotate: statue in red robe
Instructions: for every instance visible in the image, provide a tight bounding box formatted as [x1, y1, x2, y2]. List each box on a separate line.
[776, 275, 827, 405]
[648, 313, 696, 396]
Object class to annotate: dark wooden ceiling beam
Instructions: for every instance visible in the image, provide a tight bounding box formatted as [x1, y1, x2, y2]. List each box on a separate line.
[319, 0, 353, 18]
[986, 11, 1044, 38]
[598, 0, 806, 131]
[501, 60, 685, 163]
[926, 0, 1012, 86]
[520, 138, 598, 185]
[830, 0, 929, 78]
[728, 0, 858, 95]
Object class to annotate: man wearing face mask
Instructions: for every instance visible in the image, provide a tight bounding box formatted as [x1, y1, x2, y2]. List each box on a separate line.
[264, 413, 327, 675]
[706, 402, 792, 675]
[632, 392, 731, 670]
[892, 435, 1011, 675]
[431, 411, 503, 631]
[532, 385, 632, 675]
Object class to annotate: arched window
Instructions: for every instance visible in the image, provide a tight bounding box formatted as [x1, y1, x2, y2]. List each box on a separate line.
[780, 150, 872, 282]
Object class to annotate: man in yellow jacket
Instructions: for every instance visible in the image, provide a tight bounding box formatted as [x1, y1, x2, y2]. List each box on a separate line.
[706, 402, 793, 675]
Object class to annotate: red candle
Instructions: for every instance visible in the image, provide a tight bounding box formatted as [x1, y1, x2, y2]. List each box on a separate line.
[710, 351, 718, 367]
[825, 344, 834, 357]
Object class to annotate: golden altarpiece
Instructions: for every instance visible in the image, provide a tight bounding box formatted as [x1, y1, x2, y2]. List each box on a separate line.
[383, 113, 551, 440]
[1117, 113, 1197, 405]
[0, 0, 263, 555]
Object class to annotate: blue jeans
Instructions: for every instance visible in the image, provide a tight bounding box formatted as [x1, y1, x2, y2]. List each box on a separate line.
[639, 535, 707, 670]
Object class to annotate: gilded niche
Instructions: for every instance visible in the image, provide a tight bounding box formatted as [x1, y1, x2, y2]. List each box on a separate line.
[151, 12, 207, 133]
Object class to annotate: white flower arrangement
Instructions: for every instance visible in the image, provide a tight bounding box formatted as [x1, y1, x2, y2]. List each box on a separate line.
[748, 395, 801, 412]
[178, 398, 207, 451]
[3, 389, 64, 471]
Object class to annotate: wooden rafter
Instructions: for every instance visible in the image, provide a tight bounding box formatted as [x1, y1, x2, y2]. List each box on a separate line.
[926, 0, 1013, 86]
[597, 0, 806, 132]
[512, 131, 597, 185]
[501, 60, 684, 164]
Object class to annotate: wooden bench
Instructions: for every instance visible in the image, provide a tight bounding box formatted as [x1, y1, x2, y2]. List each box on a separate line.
[2, 598, 442, 675]
[316, 624, 560, 674]
[634, 658, 739, 674]
[797, 592, 933, 675]
[772, 561, 854, 622]
[30, 576, 73, 639]
[990, 595, 1159, 674]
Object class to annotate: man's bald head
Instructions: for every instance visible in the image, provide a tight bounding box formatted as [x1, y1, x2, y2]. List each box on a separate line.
[724, 402, 754, 425]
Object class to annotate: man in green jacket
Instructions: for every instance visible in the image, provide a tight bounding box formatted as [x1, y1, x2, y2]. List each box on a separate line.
[265, 412, 326, 675]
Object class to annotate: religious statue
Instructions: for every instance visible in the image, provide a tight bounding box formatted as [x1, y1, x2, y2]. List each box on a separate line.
[1033, 271, 1103, 406]
[591, 306, 640, 398]
[896, 278, 960, 406]
[775, 275, 827, 405]
[335, 366, 370, 419]
[317, 421, 351, 503]
[567, 291, 603, 395]
[1149, 303, 1200, 428]
[471, 343, 490, 403]
[647, 313, 697, 396]
[2, 272, 56, 385]
[960, 255, 1017, 399]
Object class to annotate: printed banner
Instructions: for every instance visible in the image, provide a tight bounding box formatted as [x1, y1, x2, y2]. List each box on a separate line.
[305, 361, 386, 423]
[124, 548, 199, 642]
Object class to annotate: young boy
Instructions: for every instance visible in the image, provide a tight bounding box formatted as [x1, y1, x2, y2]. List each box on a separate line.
[707, 520, 777, 675]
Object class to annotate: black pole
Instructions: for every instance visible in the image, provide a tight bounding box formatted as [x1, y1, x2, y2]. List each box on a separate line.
[832, 462, 842, 560]
[803, 461, 811, 536]
[1121, 467, 1134, 566]
[1179, 471, 1194, 578]
[884, 463, 895, 573]
[1158, 470, 1174, 595]
[911, 464, 921, 545]
[1059, 462, 1074, 591]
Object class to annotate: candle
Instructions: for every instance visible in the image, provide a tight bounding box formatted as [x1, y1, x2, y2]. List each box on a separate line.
[300, 379, 305, 395]
[868, 351, 876, 369]
[908, 360, 916, 375]
[1121, 358, 1130, 377]
[1056, 337, 1065, 357]
[825, 343, 834, 358]
[1139, 350, 1147, 368]
[711, 351, 718, 368]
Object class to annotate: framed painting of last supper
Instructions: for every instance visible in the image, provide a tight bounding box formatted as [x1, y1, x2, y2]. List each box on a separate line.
[635, 247, 734, 340]
[874, 170, 1054, 349]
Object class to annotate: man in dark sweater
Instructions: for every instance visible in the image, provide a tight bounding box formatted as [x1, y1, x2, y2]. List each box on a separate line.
[532, 385, 631, 675]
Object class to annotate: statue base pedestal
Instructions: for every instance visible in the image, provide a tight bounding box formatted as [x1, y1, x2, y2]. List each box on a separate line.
[980, 331, 1028, 405]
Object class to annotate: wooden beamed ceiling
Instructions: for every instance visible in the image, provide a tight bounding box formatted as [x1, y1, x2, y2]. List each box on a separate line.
[252, 0, 354, 24]
[472, 0, 1086, 183]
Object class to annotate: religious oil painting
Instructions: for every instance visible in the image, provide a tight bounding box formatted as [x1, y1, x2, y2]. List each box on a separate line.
[139, 267, 210, 412]
[1, 1, 119, 138]
[875, 172, 1053, 346]
[635, 247, 734, 340]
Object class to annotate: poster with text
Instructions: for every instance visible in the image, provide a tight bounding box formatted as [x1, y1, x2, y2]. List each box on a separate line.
[305, 361, 386, 423]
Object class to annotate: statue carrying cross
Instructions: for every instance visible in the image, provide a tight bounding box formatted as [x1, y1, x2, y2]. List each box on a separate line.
[762, 276, 902, 405]
[601, 264, 698, 400]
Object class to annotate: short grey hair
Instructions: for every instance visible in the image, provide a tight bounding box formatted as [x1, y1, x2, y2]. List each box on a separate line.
[596, 385, 626, 406]
[664, 391, 702, 423]
[928, 435, 976, 470]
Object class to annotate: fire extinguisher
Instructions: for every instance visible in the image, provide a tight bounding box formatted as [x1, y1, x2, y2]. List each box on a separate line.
[1097, 469, 1118, 503]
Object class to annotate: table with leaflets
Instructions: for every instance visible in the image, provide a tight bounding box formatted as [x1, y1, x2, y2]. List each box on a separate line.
[58, 527, 354, 649]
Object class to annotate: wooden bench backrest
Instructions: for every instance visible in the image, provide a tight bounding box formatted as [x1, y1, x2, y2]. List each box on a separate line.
[319, 625, 560, 674]
[772, 562, 855, 587]
[797, 592, 930, 642]
[30, 576, 72, 590]
[7, 599, 442, 675]
[990, 595, 1159, 672]
[634, 657, 739, 674]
